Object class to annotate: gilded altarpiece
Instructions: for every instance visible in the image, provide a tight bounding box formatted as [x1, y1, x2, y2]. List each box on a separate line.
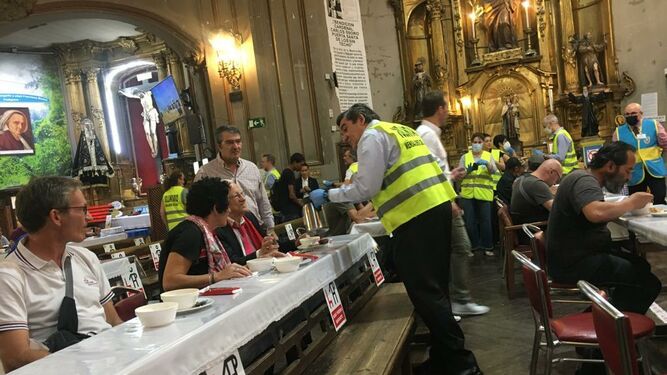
[392, 0, 629, 161]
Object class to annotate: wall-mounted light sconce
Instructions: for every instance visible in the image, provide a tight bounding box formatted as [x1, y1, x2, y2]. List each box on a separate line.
[210, 32, 243, 92]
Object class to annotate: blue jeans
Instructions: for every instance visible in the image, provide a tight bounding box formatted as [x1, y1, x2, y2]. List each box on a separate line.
[460, 198, 493, 251]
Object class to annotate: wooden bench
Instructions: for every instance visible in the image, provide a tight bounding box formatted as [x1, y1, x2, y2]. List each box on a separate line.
[303, 283, 415, 375]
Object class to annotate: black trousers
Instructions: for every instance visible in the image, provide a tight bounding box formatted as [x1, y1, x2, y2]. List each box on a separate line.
[629, 171, 666, 205]
[392, 201, 479, 374]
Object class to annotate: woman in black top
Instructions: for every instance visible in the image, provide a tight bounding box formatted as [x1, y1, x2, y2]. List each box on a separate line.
[159, 177, 251, 292]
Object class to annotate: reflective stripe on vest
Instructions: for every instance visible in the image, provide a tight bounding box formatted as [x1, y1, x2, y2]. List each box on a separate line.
[163, 186, 188, 230]
[347, 162, 358, 176]
[616, 119, 667, 186]
[460, 151, 494, 201]
[552, 128, 578, 175]
[491, 149, 502, 188]
[370, 122, 457, 234]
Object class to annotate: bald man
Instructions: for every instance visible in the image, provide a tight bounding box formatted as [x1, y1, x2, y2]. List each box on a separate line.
[510, 159, 562, 225]
[613, 103, 667, 204]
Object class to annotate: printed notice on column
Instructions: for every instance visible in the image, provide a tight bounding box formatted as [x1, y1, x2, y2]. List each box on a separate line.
[324, 0, 373, 110]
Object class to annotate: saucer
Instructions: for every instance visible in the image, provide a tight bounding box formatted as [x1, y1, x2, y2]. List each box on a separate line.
[299, 258, 313, 266]
[176, 298, 214, 314]
[297, 243, 319, 250]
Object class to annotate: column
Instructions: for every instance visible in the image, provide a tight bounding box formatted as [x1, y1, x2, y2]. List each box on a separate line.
[558, 0, 579, 92]
[84, 67, 111, 159]
[63, 66, 86, 141]
[427, 0, 449, 97]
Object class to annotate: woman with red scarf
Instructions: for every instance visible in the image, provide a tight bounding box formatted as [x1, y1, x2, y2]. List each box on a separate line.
[159, 178, 252, 292]
[216, 182, 284, 264]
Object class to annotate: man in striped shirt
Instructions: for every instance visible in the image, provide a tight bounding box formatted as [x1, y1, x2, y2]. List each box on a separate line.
[0, 177, 122, 372]
[195, 126, 275, 231]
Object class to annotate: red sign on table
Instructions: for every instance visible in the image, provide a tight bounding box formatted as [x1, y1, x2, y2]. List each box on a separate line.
[323, 281, 346, 331]
[367, 251, 385, 286]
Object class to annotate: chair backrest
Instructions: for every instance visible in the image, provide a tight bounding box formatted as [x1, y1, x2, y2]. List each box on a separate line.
[498, 204, 518, 248]
[522, 224, 546, 270]
[512, 250, 555, 341]
[113, 288, 147, 322]
[578, 281, 640, 375]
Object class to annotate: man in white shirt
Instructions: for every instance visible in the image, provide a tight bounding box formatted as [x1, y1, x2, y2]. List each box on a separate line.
[0, 177, 122, 372]
[195, 126, 274, 231]
[417, 91, 490, 317]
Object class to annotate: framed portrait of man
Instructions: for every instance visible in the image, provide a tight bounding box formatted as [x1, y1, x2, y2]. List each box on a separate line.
[0, 107, 35, 156]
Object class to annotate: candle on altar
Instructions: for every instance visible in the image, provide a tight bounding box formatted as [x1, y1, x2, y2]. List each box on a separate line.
[548, 87, 554, 112]
[469, 13, 476, 39]
[522, 1, 531, 29]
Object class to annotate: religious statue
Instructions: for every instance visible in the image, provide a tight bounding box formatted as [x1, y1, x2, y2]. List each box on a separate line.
[119, 88, 161, 158]
[501, 94, 520, 139]
[72, 118, 114, 186]
[572, 32, 607, 87]
[485, 0, 518, 52]
[412, 58, 433, 120]
[568, 86, 608, 137]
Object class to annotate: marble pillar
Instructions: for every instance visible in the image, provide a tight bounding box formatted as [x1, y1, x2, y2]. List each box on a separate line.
[84, 67, 111, 159]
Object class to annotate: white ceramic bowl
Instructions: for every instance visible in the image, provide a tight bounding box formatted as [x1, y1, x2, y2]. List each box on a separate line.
[300, 236, 320, 247]
[135, 302, 178, 327]
[630, 203, 652, 216]
[160, 288, 199, 310]
[247, 258, 274, 272]
[273, 257, 302, 273]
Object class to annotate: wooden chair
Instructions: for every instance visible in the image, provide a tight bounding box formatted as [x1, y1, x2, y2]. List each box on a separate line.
[496, 198, 545, 298]
[522, 224, 584, 304]
[513, 251, 655, 375]
[578, 280, 654, 375]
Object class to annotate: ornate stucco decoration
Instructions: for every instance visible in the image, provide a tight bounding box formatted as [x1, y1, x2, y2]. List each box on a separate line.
[535, 0, 546, 41]
[0, 0, 36, 21]
[482, 48, 524, 65]
[621, 72, 635, 97]
[452, 0, 464, 55]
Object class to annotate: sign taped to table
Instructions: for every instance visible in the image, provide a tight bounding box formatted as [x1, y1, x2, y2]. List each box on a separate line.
[206, 350, 246, 375]
[323, 281, 346, 331]
[367, 250, 385, 286]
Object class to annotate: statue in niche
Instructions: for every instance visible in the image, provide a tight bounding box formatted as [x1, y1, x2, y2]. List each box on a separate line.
[572, 32, 607, 87]
[501, 94, 520, 139]
[72, 118, 114, 186]
[484, 0, 518, 52]
[568, 86, 609, 137]
[119, 88, 161, 158]
[412, 58, 432, 120]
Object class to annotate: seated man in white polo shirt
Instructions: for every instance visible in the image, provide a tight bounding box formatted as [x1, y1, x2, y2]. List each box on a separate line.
[0, 177, 123, 372]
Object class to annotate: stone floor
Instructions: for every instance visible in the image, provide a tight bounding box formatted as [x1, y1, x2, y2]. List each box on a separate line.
[409, 249, 667, 375]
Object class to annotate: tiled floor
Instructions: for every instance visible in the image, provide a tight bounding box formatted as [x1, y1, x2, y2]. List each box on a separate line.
[410, 250, 667, 374]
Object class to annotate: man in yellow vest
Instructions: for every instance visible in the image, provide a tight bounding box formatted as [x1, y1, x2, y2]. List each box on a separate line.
[612, 102, 667, 205]
[310, 104, 482, 375]
[160, 171, 188, 231]
[483, 133, 504, 189]
[260, 153, 281, 193]
[538, 114, 578, 176]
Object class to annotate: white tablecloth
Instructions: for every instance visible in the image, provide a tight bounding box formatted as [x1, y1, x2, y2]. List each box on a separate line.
[349, 220, 387, 237]
[12, 234, 377, 375]
[110, 214, 151, 230]
[615, 204, 667, 247]
[70, 232, 128, 248]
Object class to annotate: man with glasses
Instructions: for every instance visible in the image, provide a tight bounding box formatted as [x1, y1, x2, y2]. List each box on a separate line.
[536, 114, 578, 176]
[612, 102, 667, 204]
[510, 159, 562, 225]
[0, 177, 123, 372]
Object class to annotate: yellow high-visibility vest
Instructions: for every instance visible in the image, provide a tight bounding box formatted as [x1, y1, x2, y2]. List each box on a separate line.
[460, 151, 494, 201]
[491, 149, 502, 189]
[163, 186, 188, 230]
[370, 122, 457, 234]
[552, 128, 578, 175]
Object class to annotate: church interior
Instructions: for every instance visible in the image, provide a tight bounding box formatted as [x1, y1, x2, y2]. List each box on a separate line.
[1, 0, 667, 374]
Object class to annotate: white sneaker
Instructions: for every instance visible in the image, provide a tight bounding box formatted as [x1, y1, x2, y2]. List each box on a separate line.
[452, 302, 490, 316]
[484, 250, 494, 257]
[454, 315, 462, 322]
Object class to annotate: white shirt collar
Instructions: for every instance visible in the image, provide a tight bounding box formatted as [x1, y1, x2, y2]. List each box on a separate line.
[420, 119, 442, 137]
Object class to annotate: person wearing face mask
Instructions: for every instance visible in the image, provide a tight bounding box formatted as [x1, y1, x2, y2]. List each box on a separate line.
[536, 114, 578, 176]
[459, 133, 498, 256]
[546, 142, 661, 315]
[612, 102, 667, 205]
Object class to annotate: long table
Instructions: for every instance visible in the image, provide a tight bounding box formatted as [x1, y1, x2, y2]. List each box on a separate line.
[11, 234, 377, 375]
[614, 204, 667, 247]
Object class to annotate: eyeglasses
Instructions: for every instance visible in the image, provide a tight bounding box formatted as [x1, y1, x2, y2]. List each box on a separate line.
[54, 206, 88, 215]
